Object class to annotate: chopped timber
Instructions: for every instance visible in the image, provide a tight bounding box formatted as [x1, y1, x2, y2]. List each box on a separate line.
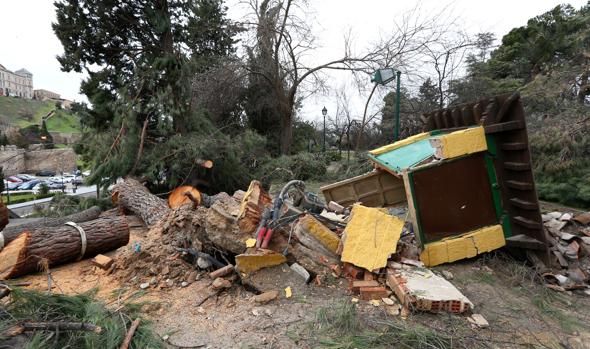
[168, 185, 201, 209]
[112, 178, 170, 227]
[0, 216, 129, 279]
[0, 206, 103, 251]
[237, 180, 272, 234]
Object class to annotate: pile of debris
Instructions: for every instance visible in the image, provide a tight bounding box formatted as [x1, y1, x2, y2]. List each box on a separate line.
[541, 211, 590, 292]
[3, 93, 589, 321]
[102, 177, 475, 316]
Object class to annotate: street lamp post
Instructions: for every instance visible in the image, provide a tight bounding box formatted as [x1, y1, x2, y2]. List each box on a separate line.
[371, 68, 402, 142]
[322, 106, 327, 152]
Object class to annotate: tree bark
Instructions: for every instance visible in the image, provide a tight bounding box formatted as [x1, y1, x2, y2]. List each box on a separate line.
[279, 102, 293, 155]
[0, 206, 102, 251]
[112, 178, 170, 227]
[0, 216, 129, 279]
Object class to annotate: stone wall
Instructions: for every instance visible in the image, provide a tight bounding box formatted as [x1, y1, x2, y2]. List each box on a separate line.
[25, 148, 77, 174]
[0, 146, 26, 175]
[0, 146, 76, 175]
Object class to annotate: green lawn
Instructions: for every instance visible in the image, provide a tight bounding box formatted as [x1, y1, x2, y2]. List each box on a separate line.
[2, 192, 55, 204]
[0, 96, 80, 133]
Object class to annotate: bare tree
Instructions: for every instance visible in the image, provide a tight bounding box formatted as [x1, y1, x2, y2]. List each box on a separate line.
[420, 31, 475, 107]
[240, 0, 450, 154]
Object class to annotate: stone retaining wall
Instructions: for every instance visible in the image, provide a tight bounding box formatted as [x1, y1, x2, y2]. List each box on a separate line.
[0, 146, 76, 175]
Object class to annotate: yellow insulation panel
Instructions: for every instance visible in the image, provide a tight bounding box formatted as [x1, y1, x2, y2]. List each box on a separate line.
[341, 204, 404, 271]
[298, 215, 341, 254]
[369, 132, 431, 156]
[430, 126, 487, 159]
[420, 224, 505, 267]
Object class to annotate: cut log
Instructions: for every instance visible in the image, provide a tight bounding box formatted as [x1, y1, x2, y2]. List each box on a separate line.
[237, 180, 272, 234]
[112, 178, 170, 227]
[0, 216, 129, 279]
[0, 206, 102, 251]
[168, 185, 201, 209]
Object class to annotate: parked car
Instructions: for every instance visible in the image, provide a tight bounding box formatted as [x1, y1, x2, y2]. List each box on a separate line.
[47, 182, 65, 190]
[3, 180, 20, 190]
[17, 180, 43, 190]
[62, 174, 76, 183]
[36, 170, 56, 177]
[16, 174, 36, 181]
[6, 176, 23, 183]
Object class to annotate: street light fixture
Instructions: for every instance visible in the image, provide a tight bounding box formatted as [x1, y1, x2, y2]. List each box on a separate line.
[372, 68, 402, 141]
[322, 106, 328, 152]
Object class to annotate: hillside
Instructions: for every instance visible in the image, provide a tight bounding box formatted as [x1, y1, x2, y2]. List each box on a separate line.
[0, 95, 80, 133]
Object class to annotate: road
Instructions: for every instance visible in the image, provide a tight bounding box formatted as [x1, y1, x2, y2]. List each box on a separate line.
[7, 185, 97, 217]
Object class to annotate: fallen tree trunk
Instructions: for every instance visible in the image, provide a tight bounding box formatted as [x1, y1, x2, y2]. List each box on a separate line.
[0, 216, 129, 279]
[0, 206, 103, 251]
[112, 178, 170, 227]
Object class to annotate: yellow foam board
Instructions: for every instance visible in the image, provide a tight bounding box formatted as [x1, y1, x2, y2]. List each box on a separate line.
[235, 249, 287, 275]
[341, 204, 404, 271]
[298, 215, 341, 254]
[369, 132, 431, 156]
[420, 224, 505, 267]
[430, 126, 487, 159]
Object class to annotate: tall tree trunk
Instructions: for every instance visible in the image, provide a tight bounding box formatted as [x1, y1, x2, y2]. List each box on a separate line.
[280, 108, 293, 155]
[0, 216, 129, 279]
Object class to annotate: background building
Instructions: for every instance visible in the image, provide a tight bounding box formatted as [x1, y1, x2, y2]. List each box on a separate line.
[34, 89, 60, 100]
[0, 64, 33, 98]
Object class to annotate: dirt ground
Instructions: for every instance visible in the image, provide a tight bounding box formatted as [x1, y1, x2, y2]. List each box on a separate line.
[9, 216, 590, 349]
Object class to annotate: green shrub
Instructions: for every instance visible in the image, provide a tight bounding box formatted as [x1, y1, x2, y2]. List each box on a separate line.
[257, 152, 328, 183]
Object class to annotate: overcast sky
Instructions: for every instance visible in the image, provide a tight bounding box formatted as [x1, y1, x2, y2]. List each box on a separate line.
[0, 0, 586, 121]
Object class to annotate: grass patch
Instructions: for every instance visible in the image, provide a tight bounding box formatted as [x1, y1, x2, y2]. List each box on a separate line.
[46, 109, 81, 133]
[304, 302, 458, 349]
[0, 287, 163, 349]
[0, 96, 80, 133]
[531, 288, 583, 333]
[2, 192, 55, 204]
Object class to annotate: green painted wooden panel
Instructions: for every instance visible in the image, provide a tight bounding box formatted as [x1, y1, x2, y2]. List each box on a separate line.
[370, 138, 435, 172]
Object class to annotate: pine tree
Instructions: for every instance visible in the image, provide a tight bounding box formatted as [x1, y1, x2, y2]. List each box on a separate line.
[52, 0, 251, 192]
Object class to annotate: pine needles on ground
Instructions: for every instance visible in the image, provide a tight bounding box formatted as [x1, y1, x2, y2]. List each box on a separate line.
[308, 302, 458, 349]
[0, 288, 163, 349]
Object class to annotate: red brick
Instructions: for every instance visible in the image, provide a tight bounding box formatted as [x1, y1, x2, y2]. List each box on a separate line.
[359, 286, 389, 301]
[351, 280, 379, 293]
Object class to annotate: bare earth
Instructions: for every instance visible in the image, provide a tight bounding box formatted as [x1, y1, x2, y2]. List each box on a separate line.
[12, 222, 590, 349]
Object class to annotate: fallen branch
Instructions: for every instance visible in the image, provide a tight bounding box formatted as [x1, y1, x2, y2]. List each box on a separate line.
[119, 318, 141, 349]
[6, 321, 102, 336]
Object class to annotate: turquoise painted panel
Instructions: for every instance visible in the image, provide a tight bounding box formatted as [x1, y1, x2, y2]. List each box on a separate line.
[370, 138, 435, 172]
